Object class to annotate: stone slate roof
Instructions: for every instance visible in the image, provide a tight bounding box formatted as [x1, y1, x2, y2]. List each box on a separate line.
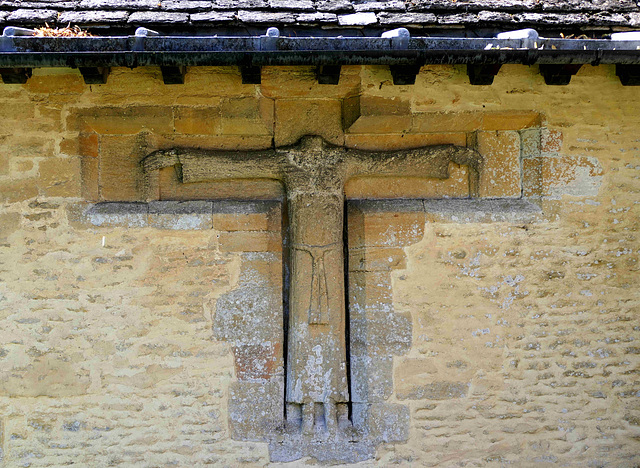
[0, 0, 638, 34]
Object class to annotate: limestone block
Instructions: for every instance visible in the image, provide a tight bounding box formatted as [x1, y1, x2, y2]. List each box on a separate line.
[477, 130, 522, 198]
[540, 155, 604, 198]
[38, 157, 81, 198]
[69, 202, 149, 228]
[0, 212, 20, 240]
[25, 72, 85, 95]
[213, 285, 282, 345]
[349, 247, 407, 272]
[396, 379, 469, 400]
[217, 231, 282, 252]
[364, 309, 411, 349]
[482, 111, 541, 130]
[59, 132, 99, 158]
[99, 134, 152, 201]
[156, 165, 284, 201]
[411, 111, 483, 133]
[220, 96, 273, 136]
[229, 381, 284, 442]
[174, 106, 221, 135]
[274, 99, 344, 146]
[232, 343, 283, 381]
[260, 65, 360, 99]
[348, 271, 393, 313]
[0, 355, 90, 397]
[148, 200, 213, 230]
[348, 205, 425, 248]
[351, 402, 409, 444]
[212, 200, 280, 232]
[541, 128, 563, 154]
[523, 157, 543, 197]
[67, 106, 173, 134]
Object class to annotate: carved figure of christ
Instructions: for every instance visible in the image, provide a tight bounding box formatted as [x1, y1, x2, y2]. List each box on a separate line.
[142, 136, 481, 435]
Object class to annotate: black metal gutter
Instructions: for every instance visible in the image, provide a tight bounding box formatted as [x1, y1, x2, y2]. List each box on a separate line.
[1, 27, 640, 85]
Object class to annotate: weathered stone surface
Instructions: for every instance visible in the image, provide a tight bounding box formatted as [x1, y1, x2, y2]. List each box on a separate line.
[477, 130, 522, 198]
[148, 200, 213, 230]
[0, 64, 639, 467]
[58, 10, 129, 23]
[229, 381, 284, 441]
[1, 0, 637, 29]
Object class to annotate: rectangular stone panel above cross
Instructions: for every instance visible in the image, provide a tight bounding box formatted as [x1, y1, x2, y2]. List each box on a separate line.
[140, 135, 482, 462]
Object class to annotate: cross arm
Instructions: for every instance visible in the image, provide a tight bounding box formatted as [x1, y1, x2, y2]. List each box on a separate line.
[345, 145, 483, 195]
[141, 147, 283, 200]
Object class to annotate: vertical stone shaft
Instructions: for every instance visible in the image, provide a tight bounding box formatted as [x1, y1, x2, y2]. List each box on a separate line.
[285, 190, 350, 410]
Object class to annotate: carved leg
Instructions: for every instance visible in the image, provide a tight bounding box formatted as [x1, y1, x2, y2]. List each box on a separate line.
[324, 400, 337, 433]
[302, 403, 315, 436]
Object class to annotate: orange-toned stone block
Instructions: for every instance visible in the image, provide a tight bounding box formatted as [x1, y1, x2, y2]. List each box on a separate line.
[81, 155, 100, 201]
[67, 106, 173, 134]
[161, 134, 274, 152]
[540, 155, 603, 198]
[411, 112, 483, 133]
[60, 133, 99, 158]
[522, 157, 543, 198]
[477, 130, 521, 198]
[218, 231, 282, 252]
[360, 95, 411, 115]
[25, 73, 85, 94]
[233, 343, 283, 381]
[274, 99, 344, 146]
[174, 106, 221, 135]
[348, 208, 426, 248]
[541, 128, 563, 154]
[349, 247, 407, 272]
[99, 134, 150, 201]
[347, 115, 412, 134]
[260, 66, 360, 99]
[213, 205, 281, 232]
[482, 111, 541, 131]
[220, 96, 274, 135]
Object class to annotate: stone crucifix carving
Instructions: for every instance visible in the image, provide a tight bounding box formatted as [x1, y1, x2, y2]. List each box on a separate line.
[142, 136, 481, 455]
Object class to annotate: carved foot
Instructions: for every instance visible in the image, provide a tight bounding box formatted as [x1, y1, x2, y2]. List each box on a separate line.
[286, 401, 353, 438]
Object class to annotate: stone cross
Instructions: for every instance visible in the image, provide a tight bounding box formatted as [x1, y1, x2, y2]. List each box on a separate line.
[142, 136, 481, 454]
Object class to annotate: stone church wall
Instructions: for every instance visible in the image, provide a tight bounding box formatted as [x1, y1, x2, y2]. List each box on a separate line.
[0, 64, 638, 466]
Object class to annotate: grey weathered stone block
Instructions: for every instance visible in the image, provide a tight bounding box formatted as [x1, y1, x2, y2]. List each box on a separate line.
[148, 200, 213, 230]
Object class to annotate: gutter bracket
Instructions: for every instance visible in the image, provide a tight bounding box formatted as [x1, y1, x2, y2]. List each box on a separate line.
[383, 28, 417, 84]
[317, 65, 341, 85]
[79, 66, 110, 84]
[241, 65, 261, 84]
[161, 66, 186, 84]
[539, 64, 582, 85]
[0, 67, 32, 83]
[616, 65, 640, 85]
[467, 64, 502, 85]
[389, 65, 421, 85]
[244, 27, 279, 85]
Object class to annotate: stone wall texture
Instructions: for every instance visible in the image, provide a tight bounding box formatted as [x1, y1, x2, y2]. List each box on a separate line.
[0, 64, 638, 466]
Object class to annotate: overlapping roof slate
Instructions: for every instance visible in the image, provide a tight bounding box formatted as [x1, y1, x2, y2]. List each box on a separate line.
[0, 0, 638, 34]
